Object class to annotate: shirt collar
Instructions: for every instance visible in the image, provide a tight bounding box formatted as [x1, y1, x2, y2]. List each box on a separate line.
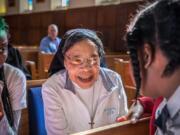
[64, 68, 116, 94]
[167, 85, 180, 118]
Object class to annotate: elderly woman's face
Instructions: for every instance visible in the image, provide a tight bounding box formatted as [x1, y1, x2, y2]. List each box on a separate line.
[64, 39, 100, 89]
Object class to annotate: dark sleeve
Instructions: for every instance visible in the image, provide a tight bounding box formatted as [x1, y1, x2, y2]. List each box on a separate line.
[6, 46, 32, 80]
[48, 46, 65, 76]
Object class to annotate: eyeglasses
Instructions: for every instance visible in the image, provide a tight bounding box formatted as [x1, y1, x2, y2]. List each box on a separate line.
[0, 41, 8, 54]
[65, 55, 100, 67]
[0, 45, 8, 54]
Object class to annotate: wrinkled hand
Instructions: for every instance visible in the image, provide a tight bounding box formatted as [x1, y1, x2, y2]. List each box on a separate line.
[116, 100, 144, 123]
[0, 102, 4, 121]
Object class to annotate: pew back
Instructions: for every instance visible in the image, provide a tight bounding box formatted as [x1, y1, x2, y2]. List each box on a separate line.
[72, 117, 150, 135]
[38, 53, 54, 79]
[114, 59, 134, 87]
[105, 54, 130, 70]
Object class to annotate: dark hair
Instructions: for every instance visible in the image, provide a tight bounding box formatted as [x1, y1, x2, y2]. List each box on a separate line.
[49, 28, 105, 75]
[0, 17, 14, 127]
[126, 0, 180, 99]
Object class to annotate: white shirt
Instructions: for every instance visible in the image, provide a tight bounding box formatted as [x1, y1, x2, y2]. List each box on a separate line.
[42, 68, 128, 135]
[155, 86, 180, 135]
[73, 76, 104, 120]
[0, 63, 27, 135]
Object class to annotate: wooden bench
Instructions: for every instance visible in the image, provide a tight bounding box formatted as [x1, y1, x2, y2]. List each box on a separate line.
[114, 59, 134, 87]
[18, 80, 141, 135]
[16, 46, 39, 66]
[18, 79, 46, 135]
[72, 117, 150, 135]
[105, 54, 130, 70]
[124, 85, 136, 107]
[38, 53, 55, 79]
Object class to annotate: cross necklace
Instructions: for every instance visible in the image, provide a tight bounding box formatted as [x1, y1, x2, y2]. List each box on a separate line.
[88, 83, 101, 129]
[89, 85, 95, 129]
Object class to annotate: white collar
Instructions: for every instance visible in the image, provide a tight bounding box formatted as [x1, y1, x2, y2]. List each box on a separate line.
[155, 86, 180, 119]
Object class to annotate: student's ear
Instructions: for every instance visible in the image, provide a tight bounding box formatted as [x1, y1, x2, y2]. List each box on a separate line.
[143, 43, 153, 69]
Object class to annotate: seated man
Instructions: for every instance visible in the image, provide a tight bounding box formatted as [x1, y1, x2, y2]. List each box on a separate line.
[39, 24, 61, 54]
[42, 29, 128, 134]
[0, 17, 27, 135]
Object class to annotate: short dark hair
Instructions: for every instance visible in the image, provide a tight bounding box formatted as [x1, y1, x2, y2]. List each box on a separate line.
[126, 0, 180, 98]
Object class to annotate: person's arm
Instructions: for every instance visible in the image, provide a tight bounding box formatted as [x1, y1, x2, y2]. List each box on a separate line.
[42, 84, 68, 135]
[116, 96, 154, 123]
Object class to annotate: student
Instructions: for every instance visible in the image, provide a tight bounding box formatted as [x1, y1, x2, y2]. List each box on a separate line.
[0, 17, 27, 134]
[39, 24, 61, 54]
[42, 28, 128, 134]
[117, 0, 180, 134]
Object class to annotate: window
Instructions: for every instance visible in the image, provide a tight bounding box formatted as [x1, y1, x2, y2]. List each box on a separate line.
[62, 0, 69, 7]
[0, 0, 6, 14]
[28, 0, 33, 10]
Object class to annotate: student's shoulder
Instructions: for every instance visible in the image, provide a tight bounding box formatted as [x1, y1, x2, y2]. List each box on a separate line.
[4, 63, 25, 77]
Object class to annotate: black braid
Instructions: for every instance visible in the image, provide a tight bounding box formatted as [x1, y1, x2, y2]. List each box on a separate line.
[127, 29, 142, 99]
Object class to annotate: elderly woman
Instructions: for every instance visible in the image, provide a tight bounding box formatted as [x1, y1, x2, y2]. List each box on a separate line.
[42, 29, 128, 135]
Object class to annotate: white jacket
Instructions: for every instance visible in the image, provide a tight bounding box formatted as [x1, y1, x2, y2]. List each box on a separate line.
[42, 68, 128, 135]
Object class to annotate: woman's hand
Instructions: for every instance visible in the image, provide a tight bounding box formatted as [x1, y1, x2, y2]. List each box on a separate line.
[116, 100, 144, 123]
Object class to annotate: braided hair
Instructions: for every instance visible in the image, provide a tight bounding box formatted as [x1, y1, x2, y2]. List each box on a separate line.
[49, 28, 105, 76]
[126, 0, 180, 99]
[0, 17, 14, 127]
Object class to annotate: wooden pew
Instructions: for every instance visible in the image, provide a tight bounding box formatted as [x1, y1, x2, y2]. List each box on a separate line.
[114, 59, 134, 87]
[124, 85, 136, 107]
[18, 79, 46, 135]
[38, 53, 55, 79]
[18, 80, 138, 134]
[72, 117, 150, 135]
[16, 46, 39, 66]
[25, 60, 38, 80]
[105, 54, 130, 70]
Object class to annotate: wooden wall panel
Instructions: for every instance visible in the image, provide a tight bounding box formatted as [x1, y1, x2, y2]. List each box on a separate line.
[115, 2, 143, 51]
[4, 2, 143, 51]
[65, 7, 97, 30]
[52, 10, 66, 36]
[97, 27, 116, 50]
[96, 5, 117, 27]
